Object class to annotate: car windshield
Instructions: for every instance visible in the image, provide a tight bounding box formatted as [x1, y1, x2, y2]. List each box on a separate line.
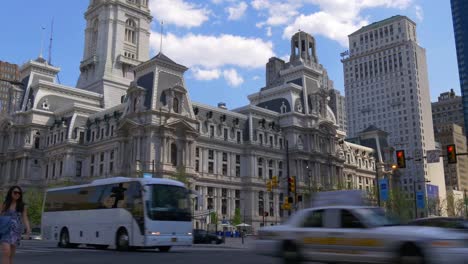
[356, 208, 401, 227]
[147, 184, 191, 222]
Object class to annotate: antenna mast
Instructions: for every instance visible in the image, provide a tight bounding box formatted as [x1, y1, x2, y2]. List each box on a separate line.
[160, 20, 164, 53]
[40, 26, 46, 58]
[48, 18, 54, 65]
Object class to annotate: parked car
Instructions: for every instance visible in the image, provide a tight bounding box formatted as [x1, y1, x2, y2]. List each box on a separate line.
[408, 217, 468, 230]
[193, 229, 223, 244]
[22, 227, 42, 240]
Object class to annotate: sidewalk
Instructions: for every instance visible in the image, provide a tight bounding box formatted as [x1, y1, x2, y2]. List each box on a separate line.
[192, 236, 256, 250]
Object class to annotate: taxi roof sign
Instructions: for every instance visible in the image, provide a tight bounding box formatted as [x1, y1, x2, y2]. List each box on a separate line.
[310, 190, 373, 208]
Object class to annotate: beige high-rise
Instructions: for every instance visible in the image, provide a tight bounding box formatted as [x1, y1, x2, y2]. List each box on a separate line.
[342, 16, 446, 217]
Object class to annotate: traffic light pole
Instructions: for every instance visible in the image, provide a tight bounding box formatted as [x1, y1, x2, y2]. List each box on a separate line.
[286, 140, 291, 215]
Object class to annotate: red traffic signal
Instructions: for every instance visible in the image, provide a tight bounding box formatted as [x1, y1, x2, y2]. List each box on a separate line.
[396, 150, 406, 168]
[447, 144, 457, 164]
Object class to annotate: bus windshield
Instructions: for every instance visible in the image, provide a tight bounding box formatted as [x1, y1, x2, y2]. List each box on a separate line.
[147, 184, 191, 222]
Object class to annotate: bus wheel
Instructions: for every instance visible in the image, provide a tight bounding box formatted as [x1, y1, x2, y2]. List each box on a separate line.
[158, 246, 171, 252]
[116, 228, 130, 251]
[58, 228, 77, 248]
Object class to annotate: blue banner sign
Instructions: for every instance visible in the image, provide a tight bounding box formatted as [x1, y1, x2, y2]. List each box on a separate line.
[416, 191, 425, 208]
[143, 173, 153, 179]
[426, 184, 439, 199]
[379, 178, 389, 202]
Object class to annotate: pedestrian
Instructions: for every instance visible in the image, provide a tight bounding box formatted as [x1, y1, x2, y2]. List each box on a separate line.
[1, 186, 31, 264]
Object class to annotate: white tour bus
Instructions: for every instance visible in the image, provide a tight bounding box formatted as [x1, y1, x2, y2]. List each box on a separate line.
[41, 177, 193, 252]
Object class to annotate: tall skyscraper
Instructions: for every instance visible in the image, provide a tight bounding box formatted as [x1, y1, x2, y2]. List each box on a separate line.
[0, 60, 21, 113]
[329, 89, 347, 133]
[451, 0, 468, 138]
[342, 16, 446, 217]
[432, 89, 465, 133]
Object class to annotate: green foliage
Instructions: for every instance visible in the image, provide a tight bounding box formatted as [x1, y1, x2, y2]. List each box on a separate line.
[210, 211, 218, 224]
[384, 188, 413, 222]
[174, 166, 189, 187]
[23, 188, 45, 227]
[46, 179, 76, 188]
[232, 208, 242, 226]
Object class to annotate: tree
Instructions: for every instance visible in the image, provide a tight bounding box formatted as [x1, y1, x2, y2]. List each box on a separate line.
[232, 208, 241, 227]
[23, 188, 44, 227]
[174, 166, 189, 187]
[384, 188, 413, 223]
[210, 211, 218, 224]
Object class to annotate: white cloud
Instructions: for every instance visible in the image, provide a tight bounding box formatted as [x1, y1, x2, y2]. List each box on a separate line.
[192, 68, 221, 81]
[415, 5, 424, 21]
[266, 27, 272, 37]
[284, 12, 369, 46]
[226, 2, 248, 20]
[223, 69, 244, 87]
[253, 75, 261, 80]
[149, 0, 210, 28]
[150, 32, 275, 69]
[252, 0, 301, 27]
[252, 0, 414, 47]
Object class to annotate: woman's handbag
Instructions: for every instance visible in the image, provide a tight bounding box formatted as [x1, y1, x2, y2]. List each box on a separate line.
[0, 216, 12, 238]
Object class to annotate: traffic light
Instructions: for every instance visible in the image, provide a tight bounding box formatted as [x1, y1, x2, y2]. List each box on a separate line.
[288, 176, 295, 193]
[272, 176, 279, 188]
[282, 197, 291, 210]
[266, 180, 272, 192]
[396, 150, 406, 168]
[447, 144, 457, 164]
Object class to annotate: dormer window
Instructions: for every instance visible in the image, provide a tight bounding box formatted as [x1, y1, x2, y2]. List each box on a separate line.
[125, 19, 137, 44]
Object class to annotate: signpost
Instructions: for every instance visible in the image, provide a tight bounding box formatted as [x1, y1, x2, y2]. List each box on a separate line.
[416, 191, 425, 209]
[426, 150, 441, 163]
[379, 178, 389, 202]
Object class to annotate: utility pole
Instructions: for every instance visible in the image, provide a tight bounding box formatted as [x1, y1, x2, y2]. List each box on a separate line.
[286, 140, 291, 215]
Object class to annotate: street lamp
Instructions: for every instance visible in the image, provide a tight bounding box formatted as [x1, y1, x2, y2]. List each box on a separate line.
[413, 179, 430, 219]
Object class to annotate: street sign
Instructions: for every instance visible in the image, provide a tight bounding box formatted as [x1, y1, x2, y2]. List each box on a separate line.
[416, 191, 425, 209]
[427, 150, 441, 163]
[379, 178, 389, 202]
[143, 173, 153, 178]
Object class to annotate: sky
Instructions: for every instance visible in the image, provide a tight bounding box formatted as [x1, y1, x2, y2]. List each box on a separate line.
[0, 0, 460, 110]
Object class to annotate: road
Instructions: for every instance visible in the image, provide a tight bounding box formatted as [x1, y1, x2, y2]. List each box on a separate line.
[15, 241, 281, 264]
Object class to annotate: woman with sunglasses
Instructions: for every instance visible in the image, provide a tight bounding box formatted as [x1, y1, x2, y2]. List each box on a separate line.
[1, 186, 31, 264]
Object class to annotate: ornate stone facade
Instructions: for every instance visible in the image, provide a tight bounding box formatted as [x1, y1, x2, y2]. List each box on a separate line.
[0, 1, 375, 230]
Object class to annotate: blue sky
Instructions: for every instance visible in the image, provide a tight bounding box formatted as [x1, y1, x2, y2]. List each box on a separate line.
[0, 0, 459, 109]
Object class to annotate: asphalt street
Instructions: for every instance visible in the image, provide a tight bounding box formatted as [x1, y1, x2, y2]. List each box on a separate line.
[14, 241, 281, 264]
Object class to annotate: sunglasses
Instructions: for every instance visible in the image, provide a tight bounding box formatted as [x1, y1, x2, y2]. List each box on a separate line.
[12, 191, 22, 195]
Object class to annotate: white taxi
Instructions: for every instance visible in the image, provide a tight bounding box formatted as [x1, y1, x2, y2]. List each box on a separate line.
[255, 191, 468, 264]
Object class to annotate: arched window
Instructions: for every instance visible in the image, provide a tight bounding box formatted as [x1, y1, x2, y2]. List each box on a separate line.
[133, 97, 137, 112]
[173, 97, 179, 113]
[34, 135, 40, 149]
[171, 143, 177, 166]
[125, 19, 136, 44]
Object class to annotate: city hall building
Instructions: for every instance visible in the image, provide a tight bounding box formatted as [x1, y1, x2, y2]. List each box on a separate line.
[0, 0, 376, 229]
